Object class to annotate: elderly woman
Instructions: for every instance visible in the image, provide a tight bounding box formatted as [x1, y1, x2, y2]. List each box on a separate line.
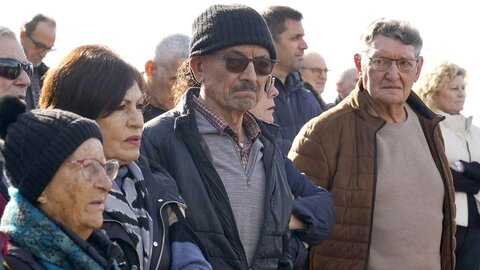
[418, 62, 480, 270]
[0, 96, 121, 269]
[39, 45, 210, 270]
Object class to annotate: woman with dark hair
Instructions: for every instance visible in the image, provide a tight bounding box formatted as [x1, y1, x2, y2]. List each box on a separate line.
[0, 96, 122, 269]
[40, 45, 211, 270]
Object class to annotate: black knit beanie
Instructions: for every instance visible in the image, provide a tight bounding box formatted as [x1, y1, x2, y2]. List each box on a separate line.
[0, 96, 103, 204]
[189, 4, 276, 60]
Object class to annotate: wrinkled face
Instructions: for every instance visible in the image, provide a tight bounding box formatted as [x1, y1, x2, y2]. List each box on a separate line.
[96, 83, 143, 165]
[275, 19, 308, 74]
[38, 138, 111, 240]
[301, 54, 328, 94]
[191, 45, 272, 118]
[355, 35, 423, 109]
[147, 59, 181, 110]
[20, 21, 56, 67]
[436, 75, 466, 114]
[249, 85, 279, 123]
[0, 35, 31, 100]
[337, 69, 358, 99]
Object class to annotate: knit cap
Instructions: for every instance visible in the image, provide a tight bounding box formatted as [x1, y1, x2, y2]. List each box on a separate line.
[189, 4, 276, 60]
[0, 96, 102, 203]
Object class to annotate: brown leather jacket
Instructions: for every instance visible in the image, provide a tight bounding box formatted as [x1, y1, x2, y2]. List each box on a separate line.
[289, 82, 455, 270]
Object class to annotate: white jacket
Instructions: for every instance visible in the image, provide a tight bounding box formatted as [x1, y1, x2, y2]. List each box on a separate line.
[440, 111, 480, 226]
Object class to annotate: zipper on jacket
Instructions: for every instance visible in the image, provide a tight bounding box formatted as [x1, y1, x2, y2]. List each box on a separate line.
[365, 122, 386, 268]
[155, 200, 186, 270]
[466, 140, 471, 162]
[429, 121, 455, 263]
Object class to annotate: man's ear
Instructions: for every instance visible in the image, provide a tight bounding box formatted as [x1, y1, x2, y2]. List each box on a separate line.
[354, 53, 363, 76]
[189, 56, 204, 83]
[414, 56, 424, 82]
[144, 60, 156, 80]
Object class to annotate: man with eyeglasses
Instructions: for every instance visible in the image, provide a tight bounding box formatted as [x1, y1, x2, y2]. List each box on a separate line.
[289, 18, 455, 270]
[141, 4, 295, 269]
[20, 14, 56, 110]
[301, 51, 334, 111]
[261, 6, 322, 155]
[0, 26, 32, 217]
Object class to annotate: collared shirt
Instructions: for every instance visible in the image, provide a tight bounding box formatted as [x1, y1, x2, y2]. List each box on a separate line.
[191, 94, 260, 170]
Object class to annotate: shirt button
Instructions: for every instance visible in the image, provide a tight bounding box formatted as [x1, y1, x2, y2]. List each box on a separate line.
[131, 266, 138, 270]
[158, 199, 163, 202]
[153, 241, 158, 247]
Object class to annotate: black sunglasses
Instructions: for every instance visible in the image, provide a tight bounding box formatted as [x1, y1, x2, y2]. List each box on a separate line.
[0, 58, 34, 80]
[222, 54, 276, 76]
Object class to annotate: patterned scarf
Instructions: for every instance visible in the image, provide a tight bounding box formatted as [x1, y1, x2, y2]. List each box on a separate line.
[0, 188, 109, 269]
[105, 162, 153, 270]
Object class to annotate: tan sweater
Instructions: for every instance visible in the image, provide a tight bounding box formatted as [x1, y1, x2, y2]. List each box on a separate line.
[369, 105, 444, 270]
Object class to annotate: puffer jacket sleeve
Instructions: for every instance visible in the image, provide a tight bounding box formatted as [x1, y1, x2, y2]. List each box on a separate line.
[288, 118, 331, 190]
[284, 157, 334, 245]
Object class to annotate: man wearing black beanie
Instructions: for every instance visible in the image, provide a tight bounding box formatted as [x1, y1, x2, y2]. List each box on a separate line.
[141, 4, 293, 269]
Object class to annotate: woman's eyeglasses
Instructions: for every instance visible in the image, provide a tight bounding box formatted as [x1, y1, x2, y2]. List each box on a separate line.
[222, 54, 277, 76]
[0, 58, 33, 80]
[264, 75, 275, 94]
[64, 158, 119, 182]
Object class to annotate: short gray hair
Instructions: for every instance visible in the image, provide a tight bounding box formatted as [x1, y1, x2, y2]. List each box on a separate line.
[0, 26, 16, 39]
[153, 33, 190, 67]
[360, 18, 423, 58]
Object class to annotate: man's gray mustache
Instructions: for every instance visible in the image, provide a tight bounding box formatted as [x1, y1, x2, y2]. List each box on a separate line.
[231, 82, 258, 93]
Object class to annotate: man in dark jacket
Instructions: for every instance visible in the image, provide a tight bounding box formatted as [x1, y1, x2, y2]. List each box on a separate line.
[261, 6, 322, 154]
[141, 4, 296, 269]
[19, 14, 55, 110]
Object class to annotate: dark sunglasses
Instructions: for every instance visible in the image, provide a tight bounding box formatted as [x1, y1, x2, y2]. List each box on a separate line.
[0, 58, 34, 80]
[222, 54, 277, 76]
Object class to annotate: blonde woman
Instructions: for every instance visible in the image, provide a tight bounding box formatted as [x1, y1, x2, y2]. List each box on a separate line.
[418, 61, 480, 270]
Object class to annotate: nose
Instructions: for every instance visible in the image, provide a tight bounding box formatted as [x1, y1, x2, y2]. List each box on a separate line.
[239, 61, 258, 83]
[16, 70, 31, 88]
[96, 173, 113, 192]
[300, 37, 308, 51]
[269, 85, 279, 98]
[128, 106, 144, 129]
[38, 49, 49, 58]
[384, 61, 401, 80]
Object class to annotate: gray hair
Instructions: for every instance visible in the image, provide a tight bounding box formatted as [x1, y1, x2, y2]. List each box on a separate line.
[360, 18, 423, 58]
[0, 26, 16, 39]
[336, 67, 357, 84]
[152, 33, 190, 67]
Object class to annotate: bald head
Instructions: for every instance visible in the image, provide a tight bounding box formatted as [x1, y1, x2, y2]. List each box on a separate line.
[336, 67, 358, 100]
[301, 52, 328, 94]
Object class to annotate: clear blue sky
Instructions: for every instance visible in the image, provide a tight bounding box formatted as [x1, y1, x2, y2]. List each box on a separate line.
[3, 0, 478, 123]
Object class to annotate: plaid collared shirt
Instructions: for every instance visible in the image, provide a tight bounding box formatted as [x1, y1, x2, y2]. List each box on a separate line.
[191, 95, 261, 170]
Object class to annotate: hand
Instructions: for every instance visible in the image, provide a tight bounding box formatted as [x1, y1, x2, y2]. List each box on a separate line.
[289, 214, 306, 230]
[450, 160, 464, 173]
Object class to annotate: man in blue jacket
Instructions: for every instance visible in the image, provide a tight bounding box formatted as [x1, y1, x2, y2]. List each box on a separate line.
[261, 6, 322, 154]
[141, 4, 334, 269]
